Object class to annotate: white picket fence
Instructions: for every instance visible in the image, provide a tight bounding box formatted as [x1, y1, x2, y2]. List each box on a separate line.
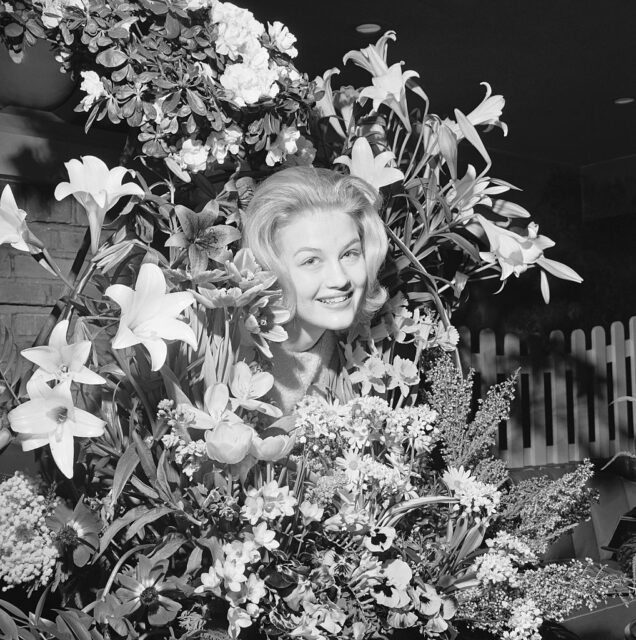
[458, 318, 636, 469]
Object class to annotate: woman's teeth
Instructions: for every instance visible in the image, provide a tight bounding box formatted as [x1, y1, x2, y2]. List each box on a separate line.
[319, 294, 350, 304]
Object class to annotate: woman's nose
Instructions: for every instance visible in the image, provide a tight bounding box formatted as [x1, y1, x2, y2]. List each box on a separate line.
[325, 259, 350, 288]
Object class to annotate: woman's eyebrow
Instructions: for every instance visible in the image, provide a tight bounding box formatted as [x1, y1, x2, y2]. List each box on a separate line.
[293, 237, 361, 257]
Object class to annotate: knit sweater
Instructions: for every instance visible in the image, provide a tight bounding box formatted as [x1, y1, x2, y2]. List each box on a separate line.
[267, 330, 342, 416]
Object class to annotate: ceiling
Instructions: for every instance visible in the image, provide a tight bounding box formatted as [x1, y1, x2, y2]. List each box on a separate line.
[243, 0, 636, 168]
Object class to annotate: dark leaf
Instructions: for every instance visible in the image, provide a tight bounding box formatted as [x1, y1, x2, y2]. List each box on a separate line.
[164, 14, 180, 39]
[111, 445, 139, 505]
[0, 609, 19, 640]
[186, 89, 207, 116]
[124, 506, 173, 540]
[96, 47, 128, 68]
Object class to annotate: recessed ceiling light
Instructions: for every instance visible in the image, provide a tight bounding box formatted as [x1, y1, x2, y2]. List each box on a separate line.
[614, 97, 635, 105]
[355, 23, 382, 35]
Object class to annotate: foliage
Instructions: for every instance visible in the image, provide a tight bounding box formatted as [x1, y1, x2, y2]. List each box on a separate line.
[0, 2, 613, 640]
[458, 558, 635, 637]
[498, 460, 598, 554]
[425, 354, 515, 485]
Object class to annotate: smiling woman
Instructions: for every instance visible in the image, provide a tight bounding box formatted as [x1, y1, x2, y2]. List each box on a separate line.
[242, 166, 388, 414]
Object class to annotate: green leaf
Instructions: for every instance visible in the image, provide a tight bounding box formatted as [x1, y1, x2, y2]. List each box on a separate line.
[456, 523, 486, 562]
[124, 506, 173, 541]
[0, 599, 29, 622]
[111, 445, 139, 505]
[149, 534, 186, 562]
[155, 450, 175, 499]
[185, 545, 203, 575]
[131, 430, 158, 486]
[186, 90, 207, 116]
[96, 47, 128, 68]
[53, 611, 91, 640]
[4, 23, 24, 38]
[0, 609, 19, 640]
[454, 109, 491, 172]
[130, 475, 160, 500]
[164, 14, 180, 38]
[437, 232, 482, 261]
[97, 506, 152, 557]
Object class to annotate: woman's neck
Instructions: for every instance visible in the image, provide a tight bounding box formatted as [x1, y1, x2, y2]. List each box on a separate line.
[283, 320, 325, 352]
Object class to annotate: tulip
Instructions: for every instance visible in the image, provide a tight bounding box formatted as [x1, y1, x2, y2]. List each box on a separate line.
[106, 263, 197, 371]
[54, 156, 145, 254]
[205, 421, 255, 465]
[249, 433, 295, 461]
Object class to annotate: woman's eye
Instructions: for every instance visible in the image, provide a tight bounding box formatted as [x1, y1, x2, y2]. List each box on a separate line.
[301, 257, 319, 266]
[343, 249, 361, 260]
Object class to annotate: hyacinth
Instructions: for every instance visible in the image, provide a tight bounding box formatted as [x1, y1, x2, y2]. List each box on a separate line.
[0, 472, 58, 590]
[501, 598, 543, 640]
[473, 551, 519, 587]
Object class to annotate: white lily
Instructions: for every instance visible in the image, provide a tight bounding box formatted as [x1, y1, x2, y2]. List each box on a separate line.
[343, 30, 398, 78]
[477, 215, 549, 280]
[0, 184, 31, 251]
[359, 62, 420, 131]
[54, 156, 145, 254]
[314, 67, 346, 138]
[343, 31, 426, 131]
[476, 216, 582, 301]
[8, 378, 105, 479]
[335, 136, 404, 190]
[21, 320, 106, 385]
[106, 263, 196, 371]
[444, 82, 508, 138]
[229, 361, 281, 417]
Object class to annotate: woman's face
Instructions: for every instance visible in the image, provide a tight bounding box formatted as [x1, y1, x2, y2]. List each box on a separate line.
[278, 208, 368, 345]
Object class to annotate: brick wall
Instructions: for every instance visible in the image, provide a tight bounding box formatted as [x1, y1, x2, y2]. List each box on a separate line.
[0, 106, 125, 348]
[0, 179, 88, 348]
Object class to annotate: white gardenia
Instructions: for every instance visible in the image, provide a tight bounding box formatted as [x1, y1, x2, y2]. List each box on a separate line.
[175, 139, 210, 173]
[40, 0, 86, 28]
[210, 0, 264, 61]
[220, 47, 279, 106]
[8, 378, 105, 479]
[267, 21, 298, 58]
[78, 71, 107, 111]
[106, 262, 197, 371]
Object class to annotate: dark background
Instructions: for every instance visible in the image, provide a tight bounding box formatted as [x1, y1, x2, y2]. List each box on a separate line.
[238, 0, 636, 340]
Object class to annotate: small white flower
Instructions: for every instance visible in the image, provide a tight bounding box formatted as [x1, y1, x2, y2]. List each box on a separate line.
[220, 49, 279, 107]
[265, 126, 300, 167]
[173, 139, 210, 173]
[78, 71, 107, 111]
[267, 21, 298, 57]
[299, 501, 324, 525]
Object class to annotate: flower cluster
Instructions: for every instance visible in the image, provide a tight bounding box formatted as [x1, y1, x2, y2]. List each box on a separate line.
[0, 472, 58, 591]
[501, 598, 543, 640]
[0, 4, 602, 640]
[442, 466, 501, 522]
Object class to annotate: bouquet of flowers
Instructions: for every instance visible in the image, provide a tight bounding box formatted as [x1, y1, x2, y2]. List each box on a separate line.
[0, 2, 626, 640]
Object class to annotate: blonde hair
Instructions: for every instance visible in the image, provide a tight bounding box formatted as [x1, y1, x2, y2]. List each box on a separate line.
[243, 166, 388, 321]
